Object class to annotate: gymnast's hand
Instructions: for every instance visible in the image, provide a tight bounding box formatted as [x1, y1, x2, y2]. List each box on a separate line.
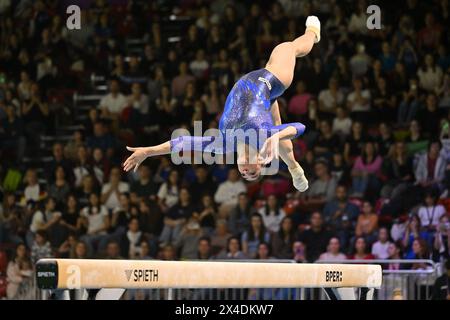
[259, 134, 280, 165]
[123, 146, 151, 172]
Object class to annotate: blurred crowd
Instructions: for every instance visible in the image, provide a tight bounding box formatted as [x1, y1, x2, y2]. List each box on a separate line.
[0, 0, 450, 299]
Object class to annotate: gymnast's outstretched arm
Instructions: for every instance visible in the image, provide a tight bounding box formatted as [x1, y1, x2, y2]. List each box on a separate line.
[123, 135, 218, 172]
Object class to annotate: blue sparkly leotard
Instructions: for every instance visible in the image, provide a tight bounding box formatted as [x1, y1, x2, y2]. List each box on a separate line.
[170, 68, 306, 154]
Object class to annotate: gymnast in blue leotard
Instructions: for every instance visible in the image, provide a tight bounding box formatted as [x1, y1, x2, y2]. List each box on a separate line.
[124, 16, 322, 192]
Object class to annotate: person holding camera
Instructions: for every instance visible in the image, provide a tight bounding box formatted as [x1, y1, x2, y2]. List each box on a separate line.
[433, 215, 450, 262]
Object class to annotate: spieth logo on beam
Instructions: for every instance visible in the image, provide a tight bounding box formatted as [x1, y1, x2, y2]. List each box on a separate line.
[125, 269, 159, 282]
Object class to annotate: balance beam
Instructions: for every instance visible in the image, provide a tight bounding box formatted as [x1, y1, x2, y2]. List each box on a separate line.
[36, 259, 382, 291]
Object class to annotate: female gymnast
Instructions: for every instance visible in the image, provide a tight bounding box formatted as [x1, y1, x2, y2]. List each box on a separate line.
[123, 16, 321, 192]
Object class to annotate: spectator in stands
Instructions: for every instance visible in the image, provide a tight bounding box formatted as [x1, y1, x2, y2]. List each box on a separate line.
[298, 212, 333, 262]
[197, 236, 212, 260]
[347, 77, 372, 123]
[355, 201, 379, 244]
[381, 141, 414, 200]
[75, 174, 99, 208]
[349, 236, 375, 260]
[6, 243, 33, 299]
[47, 166, 71, 206]
[98, 79, 127, 125]
[271, 216, 296, 259]
[190, 166, 217, 204]
[431, 259, 450, 300]
[189, 49, 210, 79]
[214, 168, 247, 216]
[171, 61, 195, 98]
[0, 193, 23, 245]
[59, 194, 81, 236]
[417, 190, 446, 233]
[351, 141, 383, 198]
[0, 105, 26, 162]
[241, 213, 271, 259]
[318, 78, 344, 118]
[21, 83, 50, 149]
[126, 82, 149, 128]
[138, 198, 163, 237]
[119, 218, 147, 259]
[344, 121, 366, 165]
[403, 214, 433, 259]
[313, 120, 340, 159]
[423, 94, 444, 134]
[73, 146, 92, 188]
[255, 242, 274, 260]
[433, 215, 450, 262]
[387, 241, 404, 270]
[157, 169, 180, 212]
[288, 81, 312, 117]
[64, 130, 85, 162]
[323, 185, 359, 250]
[86, 121, 116, 158]
[47, 142, 74, 184]
[371, 227, 392, 259]
[22, 168, 43, 203]
[398, 78, 421, 125]
[406, 122, 428, 161]
[71, 241, 89, 259]
[30, 230, 53, 264]
[217, 236, 246, 259]
[211, 219, 232, 256]
[130, 164, 157, 200]
[101, 167, 130, 211]
[317, 237, 347, 262]
[410, 238, 432, 267]
[193, 194, 216, 235]
[175, 218, 204, 260]
[227, 192, 252, 236]
[104, 240, 123, 259]
[159, 187, 194, 246]
[349, 43, 371, 77]
[28, 197, 62, 247]
[292, 241, 307, 263]
[57, 233, 78, 259]
[417, 54, 443, 93]
[79, 192, 110, 255]
[92, 147, 110, 184]
[332, 107, 352, 138]
[258, 194, 286, 233]
[300, 160, 337, 211]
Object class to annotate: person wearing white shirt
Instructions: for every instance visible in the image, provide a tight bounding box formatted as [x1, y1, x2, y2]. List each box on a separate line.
[417, 192, 446, 231]
[347, 78, 371, 112]
[417, 54, 443, 93]
[189, 49, 210, 79]
[23, 169, 41, 202]
[371, 227, 392, 259]
[98, 79, 128, 118]
[101, 167, 130, 211]
[317, 237, 347, 262]
[80, 193, 110, 255]
[128, 82, 149, 115]
[332, 107, 352, 136]
[214, 168, 247, 209]
[258, 194, 286, 233]
[318, 78, 344, 113]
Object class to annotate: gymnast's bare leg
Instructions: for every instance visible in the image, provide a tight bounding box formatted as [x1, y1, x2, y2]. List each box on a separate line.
[264, 16, 321, 192]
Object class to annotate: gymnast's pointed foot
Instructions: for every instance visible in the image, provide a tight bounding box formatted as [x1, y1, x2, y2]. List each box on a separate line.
[306, 16, 321, 43]
[289, 163, 309, 192]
